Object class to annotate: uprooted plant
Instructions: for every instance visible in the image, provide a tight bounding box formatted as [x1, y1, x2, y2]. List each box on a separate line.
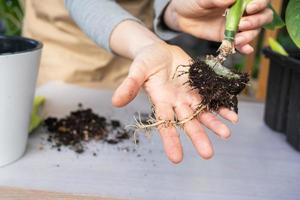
[130, 0, 255, 132]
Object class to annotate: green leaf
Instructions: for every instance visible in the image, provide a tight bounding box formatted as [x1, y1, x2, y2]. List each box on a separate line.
[29, 96, 46, 133]
[286, 0, 300, 48]
[268, 38, 289, 56]
[264, 4, 285, 30]
[0, 0, 23, 36]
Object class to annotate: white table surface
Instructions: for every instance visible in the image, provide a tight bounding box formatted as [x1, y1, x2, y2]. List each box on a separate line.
[0, 82, 299, 200]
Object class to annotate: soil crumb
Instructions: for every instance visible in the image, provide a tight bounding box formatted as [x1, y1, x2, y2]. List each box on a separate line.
[44, 104, 137, 154]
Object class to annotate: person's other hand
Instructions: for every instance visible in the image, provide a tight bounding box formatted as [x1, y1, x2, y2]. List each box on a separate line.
[112, 41, 238, 163]
[164, 0, 273, 54]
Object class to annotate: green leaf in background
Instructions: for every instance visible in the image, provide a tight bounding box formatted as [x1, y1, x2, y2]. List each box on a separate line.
[29, 96, 46, 133]
[268, 37, 289, 56]
[286, 0, 300, 48]
[264, 4, 285, 30]
[0, 0, 23, 36]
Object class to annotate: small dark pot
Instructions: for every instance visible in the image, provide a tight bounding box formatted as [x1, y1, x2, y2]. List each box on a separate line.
[263, 48, 300, 151]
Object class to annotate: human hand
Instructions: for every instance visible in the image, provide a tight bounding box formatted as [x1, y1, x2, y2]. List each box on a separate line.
[112, 41, 238, 163]
[164, 0, 273, 54]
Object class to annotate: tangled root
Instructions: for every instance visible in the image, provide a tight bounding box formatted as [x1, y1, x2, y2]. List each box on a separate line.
[128, 104, 207, 135]
[130, 53, 249, 135]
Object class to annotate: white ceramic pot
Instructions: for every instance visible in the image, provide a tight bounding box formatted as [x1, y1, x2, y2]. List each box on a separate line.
[0, 36, 42, 167]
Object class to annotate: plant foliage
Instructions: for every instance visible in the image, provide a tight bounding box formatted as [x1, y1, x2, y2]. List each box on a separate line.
[286, 0, 300, 48]
[0, 0, 23, 36]
[264, 4, 285, 30]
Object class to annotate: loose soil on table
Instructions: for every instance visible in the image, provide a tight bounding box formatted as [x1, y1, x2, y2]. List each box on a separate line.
[44, 104, 138, 154]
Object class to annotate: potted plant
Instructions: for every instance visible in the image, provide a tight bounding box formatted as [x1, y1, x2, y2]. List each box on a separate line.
[263, 0, 300, 151]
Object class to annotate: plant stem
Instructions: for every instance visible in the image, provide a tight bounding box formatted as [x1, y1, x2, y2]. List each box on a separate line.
[218, 0, 252, 61]
[225, 0, 252, 42]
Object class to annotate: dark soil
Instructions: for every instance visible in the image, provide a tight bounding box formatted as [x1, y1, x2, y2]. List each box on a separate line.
[44, 104, 135, 153]
[188, 57, 249, 113]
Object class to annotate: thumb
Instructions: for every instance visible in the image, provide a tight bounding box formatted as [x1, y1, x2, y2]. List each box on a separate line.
[112, 60, 147, 107]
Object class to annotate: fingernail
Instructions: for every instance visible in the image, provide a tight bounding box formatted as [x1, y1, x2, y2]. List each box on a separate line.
[232, 119, 238, 124]
[218, 134, 230, 140]
[235, 36, 244, 45]
[239, 20, 251, 29]
[248, 47, 254, 54]
[231, 114, 239, 124]
[247, 3, 258, 13]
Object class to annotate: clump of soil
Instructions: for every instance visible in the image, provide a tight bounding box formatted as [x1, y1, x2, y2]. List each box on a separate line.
[44, 104, 135, 153]
[188, 57, 249, 113]
[131, 56, 249, 131]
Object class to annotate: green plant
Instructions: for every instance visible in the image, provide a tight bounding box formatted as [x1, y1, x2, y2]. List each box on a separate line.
[29, 96, 46, 133]
[218, 0, 252, 60]
[285, 0, 300, 48]
[217, 0, 299, 79]
[0, 0, 23, 36]
[268, 37, 289, 56]
[265, 0, 300, 58]
[265, 0, 300, 50]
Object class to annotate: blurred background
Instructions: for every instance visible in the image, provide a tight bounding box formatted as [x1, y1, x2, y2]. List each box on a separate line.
[0, 0, 23, 36]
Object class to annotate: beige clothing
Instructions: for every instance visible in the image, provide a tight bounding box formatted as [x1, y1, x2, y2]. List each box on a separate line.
[22, 0, 153, 88]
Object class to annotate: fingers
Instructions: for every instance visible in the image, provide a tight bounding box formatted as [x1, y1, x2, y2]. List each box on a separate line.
[112, 77, 141, 107]
[174, 103, 214, 159]
[112, 59, 146, 107]
[198, 112, 231, 139]
[236, 44, 254, 54]
[155, 103, 183, 164]
[189, 95, 235, 139]
[217, 108, 239, 124]
[234, 2, 272, 55]
[235, 29, 261, 47]
[239, 8, 273, 31]
[246, 0, 269, 14]
[234, 28, 259, 54]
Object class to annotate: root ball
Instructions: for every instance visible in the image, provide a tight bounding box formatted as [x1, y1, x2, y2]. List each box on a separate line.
[188, 57, 249, 113]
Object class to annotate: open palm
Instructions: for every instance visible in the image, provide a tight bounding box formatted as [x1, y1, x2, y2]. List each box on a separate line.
[112, 42, 237, 163]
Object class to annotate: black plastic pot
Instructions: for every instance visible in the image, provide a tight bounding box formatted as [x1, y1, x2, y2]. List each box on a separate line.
[263, 48, 300, 151]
